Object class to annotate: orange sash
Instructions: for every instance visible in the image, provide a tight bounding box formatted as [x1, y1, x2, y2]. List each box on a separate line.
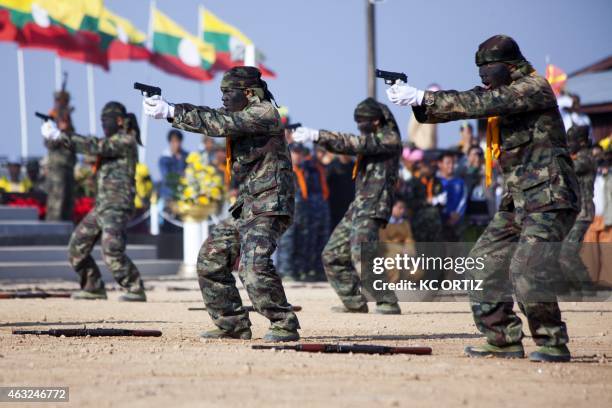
[485, 116, 501, 187]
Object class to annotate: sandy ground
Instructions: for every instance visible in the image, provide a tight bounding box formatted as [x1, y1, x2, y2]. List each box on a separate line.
[0, 278, 611, 408]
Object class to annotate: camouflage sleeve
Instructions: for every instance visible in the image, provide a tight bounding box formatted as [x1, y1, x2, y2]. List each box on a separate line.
[573, 151, 596, 176]
[65, 133, 135, 158]
[171, 101, 280, 137]
[413, 75, 557, 123]
[316, 127, 401, 156]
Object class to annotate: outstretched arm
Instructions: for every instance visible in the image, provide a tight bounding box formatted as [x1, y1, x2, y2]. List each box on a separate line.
[170, 102, 281, 138]
[316, 128, 401, 156]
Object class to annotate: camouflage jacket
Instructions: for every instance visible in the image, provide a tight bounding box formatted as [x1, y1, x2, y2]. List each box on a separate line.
[61, 130, 137, 212]
[572, 148, 596, 221]
[45, 139, 76, 169]
[316, 125, 401, 220]
[171, 95, 294, 222]
[413, 68, 580, 214]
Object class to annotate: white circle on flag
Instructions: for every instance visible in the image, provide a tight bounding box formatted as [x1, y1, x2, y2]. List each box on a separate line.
[31, 3, 50, 28]
[117, 26, 129, 44]
[229, 37, 246, 62]
[178, 38, 200, 67]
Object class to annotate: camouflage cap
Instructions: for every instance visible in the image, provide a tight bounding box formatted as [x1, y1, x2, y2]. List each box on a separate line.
[475, 35, 525, 67]
[221, 66, 264, 89]
[102, 101, 127, 117]
[354, 97, 384, 121]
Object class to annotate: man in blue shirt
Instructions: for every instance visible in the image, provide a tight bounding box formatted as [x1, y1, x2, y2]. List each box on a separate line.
[438, 151, 466, 241]
[158, 129, 188, 200]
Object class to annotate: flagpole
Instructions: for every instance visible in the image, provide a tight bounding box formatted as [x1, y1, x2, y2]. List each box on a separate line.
[244, 44, 256, 67]
[86, 63, 96, 135]
[197, 5, 205, 105]
[54, 56, 62, 91]
[17, 48, 28, 159]
[139, 0, 156, 163]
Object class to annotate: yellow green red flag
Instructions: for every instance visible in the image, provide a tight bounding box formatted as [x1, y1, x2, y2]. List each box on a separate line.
[0, 0, 108, 68]
[151, 8, 215, 81]
[200, 8, 275, 77]
[100, 7, 150, 61]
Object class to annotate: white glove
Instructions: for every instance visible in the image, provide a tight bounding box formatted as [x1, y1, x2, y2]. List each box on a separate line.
[41, 121, 61, 141]
[143, 95, 175, 119]
[386, 80, 425, 106]
[293, 127, 319, 143]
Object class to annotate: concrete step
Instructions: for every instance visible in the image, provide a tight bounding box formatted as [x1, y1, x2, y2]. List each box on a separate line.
[0, 245, 158, 262]
[0, 259, 182, 281]
[0, 220, 73, 236]
[0, 206, 38, 221]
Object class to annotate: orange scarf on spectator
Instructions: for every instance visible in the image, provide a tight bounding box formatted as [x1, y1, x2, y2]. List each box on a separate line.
[293, 165, 308, 200]
[485, 116, 501, 187]
[420, 176, 434, 201]
[352, 155, 362, 180]
[316, 163, 329, 200]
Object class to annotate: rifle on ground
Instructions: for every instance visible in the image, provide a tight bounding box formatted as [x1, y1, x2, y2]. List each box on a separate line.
[134, 82, 162, 97]
[375, 69, 408, 85]
[35, 111, 54, 122]
[0, 292, 71, 299]
[252, 343, 432, 355]
[12, 328, 162, 337]
[188, 305, 302, 312]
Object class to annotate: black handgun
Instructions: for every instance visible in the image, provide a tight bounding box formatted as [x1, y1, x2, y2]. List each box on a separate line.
[285, 122, 302, 130]
[375, 69, 408, 85]
[134, 82, 162, 97]
[35, 111, 54, 122]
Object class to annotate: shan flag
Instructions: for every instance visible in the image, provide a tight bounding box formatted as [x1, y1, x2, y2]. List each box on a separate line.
[200, 8, 275, 78]
[150, 8, 215, 81]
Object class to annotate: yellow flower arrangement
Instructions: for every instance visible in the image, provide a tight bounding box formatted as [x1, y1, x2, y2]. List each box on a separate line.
[175, 152, 224, 211]
[134, 163, 153, 209]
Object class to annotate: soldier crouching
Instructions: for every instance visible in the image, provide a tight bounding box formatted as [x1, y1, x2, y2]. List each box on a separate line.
[143, 67, 300, 342]
[386, 35, 580, 362]
[41, 102, 146, 301]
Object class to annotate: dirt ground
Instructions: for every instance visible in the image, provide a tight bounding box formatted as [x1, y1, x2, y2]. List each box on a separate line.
[1, 278, 611, 408]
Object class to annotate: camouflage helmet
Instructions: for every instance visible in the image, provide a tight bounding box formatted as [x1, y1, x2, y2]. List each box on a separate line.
[354, 97, 384, 121]
[102, 101, 127, 117]
[221, 66, 264, 89]
[221, 66, 277, 104]
[475, 35, 525, 67]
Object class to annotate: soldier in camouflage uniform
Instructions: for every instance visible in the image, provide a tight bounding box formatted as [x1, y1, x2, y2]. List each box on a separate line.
[387, 35, 580, 362]
[41, 102, 146, 302]
[45, 89, 76, 221]
[294, 98, 402, 314]
[143, 67, 300, 342]
[559, 125, 596, 297]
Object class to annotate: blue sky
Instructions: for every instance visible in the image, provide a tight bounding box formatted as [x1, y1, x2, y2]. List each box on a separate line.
[1, 0, 611, 180]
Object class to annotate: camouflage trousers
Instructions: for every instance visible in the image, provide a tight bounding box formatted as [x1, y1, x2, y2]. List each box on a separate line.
[468, 209, 577, 347]
[68, 208, 143, 291]
[322, 206, 398, 309]
[276, 199, 309, 279]
[197, 215, 300, 333]
[559, 220, 593, 291]
[45, 165, 74, 221]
